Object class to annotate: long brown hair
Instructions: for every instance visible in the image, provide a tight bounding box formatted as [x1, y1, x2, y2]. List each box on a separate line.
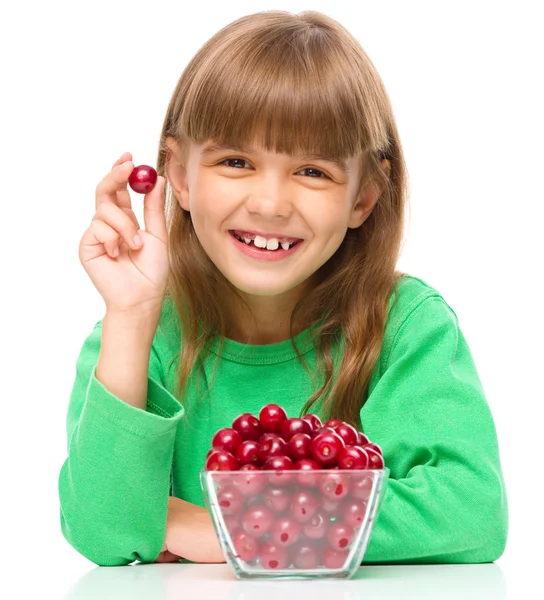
[155, 10, 409, 431]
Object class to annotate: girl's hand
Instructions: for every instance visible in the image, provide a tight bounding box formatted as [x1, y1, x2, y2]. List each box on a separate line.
[79, 152, 170, 315]
[160, 496, 226, 564]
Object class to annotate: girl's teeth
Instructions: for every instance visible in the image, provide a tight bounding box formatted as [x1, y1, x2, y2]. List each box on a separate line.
[233, 231, 297, 251]
[281, 241, 291, 251]
[242, 236, 252, 244]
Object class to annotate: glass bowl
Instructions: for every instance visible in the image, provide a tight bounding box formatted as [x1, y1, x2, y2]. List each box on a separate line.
[200, 467, 390, 579]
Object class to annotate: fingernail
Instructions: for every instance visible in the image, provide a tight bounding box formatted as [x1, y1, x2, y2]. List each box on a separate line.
[133, 234, 143, 247]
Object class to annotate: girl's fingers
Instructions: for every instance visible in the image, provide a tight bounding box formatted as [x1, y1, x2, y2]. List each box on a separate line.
[142, 176, 168, 243]
[92, 202, 143, 252]
[95, 159, 134, 211]
[84, 219, 124, 258]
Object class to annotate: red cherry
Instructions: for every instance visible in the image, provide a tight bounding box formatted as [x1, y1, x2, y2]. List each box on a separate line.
[320, 496, 341, 515]
[364, 442, 383, 456]
[235, 466, 267, 496]
[326, 521, 355, 551]
[290, 489, 319, 524]
[309, 425, 335, 439]
[293, 458, 322, 487]
[262, 486, 292, 513]
[217, 484, 245, 515]
[351, 473, 374, 501]
[318, 471, 350, 501]
[332, 422, 358, 446]
[259, 403, 288, 433]
[205, 450, 239, 471]
[356, 431, 370, 446]
[236, 439, 261, 466]
[232, 412, 262, 441]
[323, 419, 344, 429]
[232, 530, 260, 562]
[310, 430, 346, 467]
[321, 546, 349, 569]
[262, 455, 295, 486]
[258, 433, 288, 463]
[289, 540, 321, 569]
[340, 499, 368, 528]
[365, 446, 385, 469]
[287, 432, 312, 461]
[337, 445, 369, 470]
[242, 504, 275, 538]
[212, 427, 243, 455]
[269, 515, 302, 547]
[301, 512, 328, 540]
[301, 414, 323, 432]
[128, 165, 157, 194]
[258, 540, 289, 569]
[280, 417, 312, 441]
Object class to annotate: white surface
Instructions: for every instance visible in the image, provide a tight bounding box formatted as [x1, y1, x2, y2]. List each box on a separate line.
[1, 1, 542, 599]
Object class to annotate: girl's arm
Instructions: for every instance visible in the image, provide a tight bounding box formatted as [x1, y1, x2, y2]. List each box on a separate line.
[58, 314, 185, 566]
[159, 497, 225, 563]
[361, 295, 508, 564]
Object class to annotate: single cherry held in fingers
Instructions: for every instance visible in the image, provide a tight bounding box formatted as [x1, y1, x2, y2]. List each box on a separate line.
[128, 165, 158, 194]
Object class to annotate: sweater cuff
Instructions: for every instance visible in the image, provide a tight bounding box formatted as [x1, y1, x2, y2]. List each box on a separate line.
[85, 365, 184, 436]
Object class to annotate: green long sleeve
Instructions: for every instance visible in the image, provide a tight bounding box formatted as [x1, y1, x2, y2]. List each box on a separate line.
[58, 321, 184, 566]
[361, 296, 508, 563]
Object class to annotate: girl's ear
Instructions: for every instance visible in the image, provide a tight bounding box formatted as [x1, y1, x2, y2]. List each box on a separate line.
[165, 136, 190, 211]
[348, 159, 391, 229]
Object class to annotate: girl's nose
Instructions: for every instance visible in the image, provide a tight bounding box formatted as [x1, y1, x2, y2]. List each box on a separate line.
[245, 178, 294, 219]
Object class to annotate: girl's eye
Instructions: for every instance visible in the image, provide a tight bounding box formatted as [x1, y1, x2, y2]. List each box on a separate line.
[221, 158, 250, 169]
[219, 158, 330, 179]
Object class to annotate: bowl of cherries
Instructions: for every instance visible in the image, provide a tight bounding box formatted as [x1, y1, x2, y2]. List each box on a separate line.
[200, 403, 390, 580]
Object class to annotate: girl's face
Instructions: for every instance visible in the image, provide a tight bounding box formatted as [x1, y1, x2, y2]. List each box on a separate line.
[166, 137, 380, 299]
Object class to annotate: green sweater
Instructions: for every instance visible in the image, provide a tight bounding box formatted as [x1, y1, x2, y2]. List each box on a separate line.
[58, 275, 508, 566]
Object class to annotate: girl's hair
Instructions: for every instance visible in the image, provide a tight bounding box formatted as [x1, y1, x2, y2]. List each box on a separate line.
[156, 10, 409, 431]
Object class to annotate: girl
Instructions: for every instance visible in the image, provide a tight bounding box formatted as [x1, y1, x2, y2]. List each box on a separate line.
[59, 10, 508, 566]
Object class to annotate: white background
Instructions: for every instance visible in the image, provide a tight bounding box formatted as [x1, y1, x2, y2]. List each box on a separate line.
[1, 1, 542, 598]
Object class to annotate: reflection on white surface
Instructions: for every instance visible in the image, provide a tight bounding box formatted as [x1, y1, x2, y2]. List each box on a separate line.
[64, 563, 507, 600]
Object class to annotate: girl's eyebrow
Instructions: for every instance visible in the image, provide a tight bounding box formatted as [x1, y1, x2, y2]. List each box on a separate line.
[201, 143, 348, 174]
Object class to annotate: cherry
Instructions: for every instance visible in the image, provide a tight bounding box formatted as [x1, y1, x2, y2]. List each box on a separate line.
[310, 430, 345, 467]
[270, 515, 302, 547]
[259, 403, 288, 433]
[212, 427, 243, 455]
[321, 546, 349, 569]
[280, 417, 312, 441]
[351, 473, 374, 501]
[340, 499, 367, 528]
[217, 484, 245, 515]
[301, 512, 328, 540]
[258, 540, 289, 569]
[290, 489, 319, 524]
[258, 433, 288, 463]
[287, 433, 312, 461]
[235, 465, 267, 496]
[262, 486, 292, 513]
[289, 540, 321, 569]
[242, 504, 275, 538]
[327, 521, 355, 551]
[331, 422, 358, 446]
[364, 442, 383, 456]
[365, 446, 385, 469]
[232, 412, 262, 441]
[301, 414, 323, 432]
[337, 445, 369, 470]
[262, 455, 295, 486]
[128, 165, 157, 194]
[318, 472, 350, 501]
[236, 439, 261, 466]
[293, 458, 322, 487]
[232, 530, 260, 562]
[205, 450, 239, 471]
[356, 431, 370, 446]
[309, 425, 335, 439]
[323, 419, 344, 429]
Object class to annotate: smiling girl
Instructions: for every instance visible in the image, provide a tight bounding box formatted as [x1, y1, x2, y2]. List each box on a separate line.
[59, 10, 508, 566]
